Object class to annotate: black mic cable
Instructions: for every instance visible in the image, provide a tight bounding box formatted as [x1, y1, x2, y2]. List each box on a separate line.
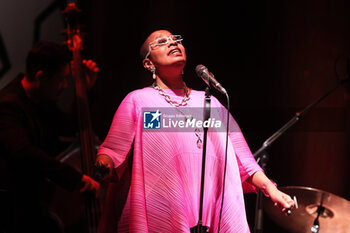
[217, 91, 230, 233]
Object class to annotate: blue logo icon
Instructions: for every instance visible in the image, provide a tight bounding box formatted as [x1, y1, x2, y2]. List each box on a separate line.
[143, 110, 161, 129]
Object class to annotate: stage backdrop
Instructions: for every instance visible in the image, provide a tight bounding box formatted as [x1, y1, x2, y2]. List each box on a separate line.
[1, 0, 349, 232]
[84, 0, 350, 231]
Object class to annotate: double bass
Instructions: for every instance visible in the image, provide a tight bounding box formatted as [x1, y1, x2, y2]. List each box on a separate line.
[50, 3, 101, 233]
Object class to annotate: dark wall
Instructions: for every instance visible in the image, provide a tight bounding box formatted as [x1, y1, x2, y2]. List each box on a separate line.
[82, 0, 350, 231]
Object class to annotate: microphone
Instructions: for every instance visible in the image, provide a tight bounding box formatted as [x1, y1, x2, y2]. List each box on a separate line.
[195, 64, 227, 94]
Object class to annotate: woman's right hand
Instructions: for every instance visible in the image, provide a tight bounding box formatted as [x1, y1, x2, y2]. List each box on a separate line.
[95, 154, 114, 180]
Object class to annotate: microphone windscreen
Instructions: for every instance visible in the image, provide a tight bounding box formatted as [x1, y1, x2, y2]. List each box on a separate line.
[195, 64, 206, 76]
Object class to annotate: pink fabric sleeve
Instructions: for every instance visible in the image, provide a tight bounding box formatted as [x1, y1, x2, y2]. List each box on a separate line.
[211, 96, 263, 192]
[229, 116, 262, 180]
[229, 115, 263, 193]
[97, 93, 138, 169]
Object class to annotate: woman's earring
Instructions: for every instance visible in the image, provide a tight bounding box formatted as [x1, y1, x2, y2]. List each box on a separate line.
[151, 67, 156, 79]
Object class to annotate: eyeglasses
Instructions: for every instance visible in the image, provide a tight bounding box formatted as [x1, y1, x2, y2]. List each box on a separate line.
[145, 35, 183, 59]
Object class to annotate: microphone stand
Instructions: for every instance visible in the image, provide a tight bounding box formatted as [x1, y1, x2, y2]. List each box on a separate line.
[191, 87, 211, 233]
[252, 79, 347, 233]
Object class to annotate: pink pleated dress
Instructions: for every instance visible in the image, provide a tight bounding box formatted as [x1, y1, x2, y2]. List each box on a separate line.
[97, 87, 262, 233]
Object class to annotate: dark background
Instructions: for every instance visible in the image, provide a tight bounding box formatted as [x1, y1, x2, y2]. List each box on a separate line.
[2, 0, 349, 232]
[75, 1, 350, 231]
[78, 0, 350, 232]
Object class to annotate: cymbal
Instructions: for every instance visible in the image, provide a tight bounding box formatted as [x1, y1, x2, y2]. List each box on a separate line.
[263, 186, 350, 233]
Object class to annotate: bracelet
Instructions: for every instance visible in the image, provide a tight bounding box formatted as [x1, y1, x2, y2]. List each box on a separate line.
[261, 179, 277, 197]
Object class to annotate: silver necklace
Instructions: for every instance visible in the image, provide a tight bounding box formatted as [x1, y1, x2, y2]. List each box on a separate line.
[152, 82, 203, 148]
[152, 82, 190, 107]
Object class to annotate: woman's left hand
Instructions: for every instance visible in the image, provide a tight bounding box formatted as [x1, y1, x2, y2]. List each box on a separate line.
[246, 171, 296, 215]
[268, 187, 295, 215]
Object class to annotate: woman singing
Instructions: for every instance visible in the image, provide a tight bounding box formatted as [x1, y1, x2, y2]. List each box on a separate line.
[96, 30, 294, 233]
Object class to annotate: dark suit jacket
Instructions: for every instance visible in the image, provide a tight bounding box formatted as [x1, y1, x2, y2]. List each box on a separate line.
[0, 74, 82, 233]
